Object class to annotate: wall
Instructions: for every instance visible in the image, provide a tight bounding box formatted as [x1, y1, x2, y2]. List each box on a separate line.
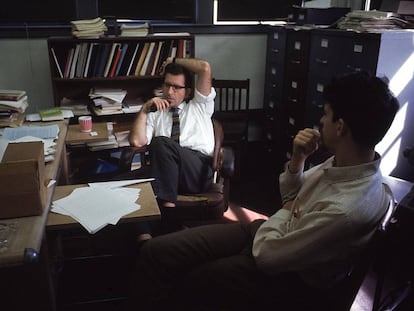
[195, 34, 267, 110]
[0, 34, 266, 114]
[0, 39, 54, 113]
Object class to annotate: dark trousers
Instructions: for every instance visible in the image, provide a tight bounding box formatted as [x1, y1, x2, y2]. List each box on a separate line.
[149, 136, 214, 204]
[128, 220, 268, 310]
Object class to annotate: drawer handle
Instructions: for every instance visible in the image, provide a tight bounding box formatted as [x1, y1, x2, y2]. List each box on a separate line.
[272, 49, 279, 53]
[315, 58, 328, 64]
[291, 60, 301, 64]
[288, 97, 298, 103]
[346, 65, 362, 72]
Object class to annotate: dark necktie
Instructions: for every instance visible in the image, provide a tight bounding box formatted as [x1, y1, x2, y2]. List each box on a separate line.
[170, 107, 180, 143]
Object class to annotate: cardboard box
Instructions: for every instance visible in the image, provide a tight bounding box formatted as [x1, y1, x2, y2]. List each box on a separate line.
[0, 141, 46, 218]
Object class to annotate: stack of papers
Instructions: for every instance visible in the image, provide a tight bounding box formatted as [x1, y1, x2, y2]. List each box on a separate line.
[51, 179, 154, 234]
[337, 10, 412, 32]
[2, 124, 60, 162]
[89, 88, 127, 115]
[0, 89, 29, 127]
[71, 17, 108, 38]
[120, 22, 149, 37]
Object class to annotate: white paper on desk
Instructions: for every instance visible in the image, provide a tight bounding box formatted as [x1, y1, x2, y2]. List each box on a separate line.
[88, 178, 155, 189]
[3, 124, 59, 140]
[52, 187, 141, 234]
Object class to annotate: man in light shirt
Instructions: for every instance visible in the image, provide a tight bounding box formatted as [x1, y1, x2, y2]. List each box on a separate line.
[128, 71, 399, 309]
[129, 57, 215, 211]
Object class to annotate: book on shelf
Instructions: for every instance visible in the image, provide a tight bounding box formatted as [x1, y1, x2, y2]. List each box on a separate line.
[103, 43, 119, 78]
[145, 41, 159, 76]
[75, 43, 89, 78]
[134, 42, 150, 76]
[109, 45, 123, 78]
[50, 47, 63, 78]
[125, 43, 140, 76]
[84, 42, 97, 77]
[151, 41, 164, 76]
[64, 48, 75, 78]
[96, 43, 111, 77]
[0, 90, 26, 101]
[140, 42, 156, 76]
[114, 43, 129, 77]
[69, 44, 81, 78]
[39, 107, 64, 121]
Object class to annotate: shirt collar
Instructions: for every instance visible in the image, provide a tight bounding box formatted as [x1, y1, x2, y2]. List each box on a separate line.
[322, 153, 382, 183]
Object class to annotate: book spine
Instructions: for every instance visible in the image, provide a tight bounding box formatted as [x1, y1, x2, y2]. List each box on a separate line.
[109, 46, 122, 78]
[51, 47, 63, 78]
[103, 43, 119, 78]
[140, 42, 156, 76]
[64, 48, 74, 78]
[83, 43, 95, 78]
[134, 42, 150, 76]
[69, 44, 81, 78]
[126, 43, 140, 76]
[115, 43, 129, 77]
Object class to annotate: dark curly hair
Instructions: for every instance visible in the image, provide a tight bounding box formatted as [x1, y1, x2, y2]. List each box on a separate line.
[323, 71, 399, 149]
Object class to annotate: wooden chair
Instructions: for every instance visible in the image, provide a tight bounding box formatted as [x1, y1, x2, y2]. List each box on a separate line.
[117, 118, 235, 224]
[212, 78, 250, 179]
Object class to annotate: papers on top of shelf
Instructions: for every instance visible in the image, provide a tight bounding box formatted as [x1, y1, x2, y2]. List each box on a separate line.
[51, 184, 144, 234]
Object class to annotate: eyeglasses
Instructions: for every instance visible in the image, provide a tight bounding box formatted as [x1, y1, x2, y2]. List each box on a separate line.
[162, 82, 186, 91]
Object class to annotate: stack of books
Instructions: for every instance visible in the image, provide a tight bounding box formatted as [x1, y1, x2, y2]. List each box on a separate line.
[120, 22, 150, 37]
[337, 10, 412, 32]
[71, 17, 108, 38]
[89, 88, 127, 115]
[0, 90, 28, 127]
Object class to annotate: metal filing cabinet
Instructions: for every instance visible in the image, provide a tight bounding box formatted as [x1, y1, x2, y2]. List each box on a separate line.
[264, 26, 414, 178]
[263, 26, 287, 172]
[282, 27, 311, 161]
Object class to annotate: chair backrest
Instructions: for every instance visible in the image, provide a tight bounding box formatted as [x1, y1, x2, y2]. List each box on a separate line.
[212, 78, 250, 112]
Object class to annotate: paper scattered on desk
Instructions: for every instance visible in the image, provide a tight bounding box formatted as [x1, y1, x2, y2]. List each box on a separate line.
[3, 124, 59, 140]
[52, 186, 141, 234]
[88, 178, 155, 189]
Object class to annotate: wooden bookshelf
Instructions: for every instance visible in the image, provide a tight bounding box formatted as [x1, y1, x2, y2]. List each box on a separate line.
[47, 35, 194, 117]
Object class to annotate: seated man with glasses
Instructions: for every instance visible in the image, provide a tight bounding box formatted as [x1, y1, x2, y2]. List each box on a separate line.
[129, 57, 216, 230]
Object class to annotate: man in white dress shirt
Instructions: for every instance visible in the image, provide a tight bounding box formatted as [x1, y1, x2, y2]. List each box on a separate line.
[129, 57, 215, 210]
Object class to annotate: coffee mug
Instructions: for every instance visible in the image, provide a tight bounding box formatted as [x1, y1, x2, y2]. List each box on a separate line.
[79, 116, 92, 132]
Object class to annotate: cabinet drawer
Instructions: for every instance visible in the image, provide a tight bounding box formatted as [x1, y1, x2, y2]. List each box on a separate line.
[268, 29, 287, 65]
[306, 76, 330, 108]
[264, 94, 283, 111]
[286, 30, 311, 63]
[309, 34, 347, 78]
[342, 36, 380, 74]
[284, 76, 308, 101]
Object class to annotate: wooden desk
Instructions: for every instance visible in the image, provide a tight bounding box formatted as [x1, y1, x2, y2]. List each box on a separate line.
[0, 121, 68, 267]
[46, 182, 160, 230]
[66, 122, 109, 145]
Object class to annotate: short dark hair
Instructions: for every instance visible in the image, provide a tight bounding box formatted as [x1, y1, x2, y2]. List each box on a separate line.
[323, 71, 399, 149]
[164, 62, 194, 90]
